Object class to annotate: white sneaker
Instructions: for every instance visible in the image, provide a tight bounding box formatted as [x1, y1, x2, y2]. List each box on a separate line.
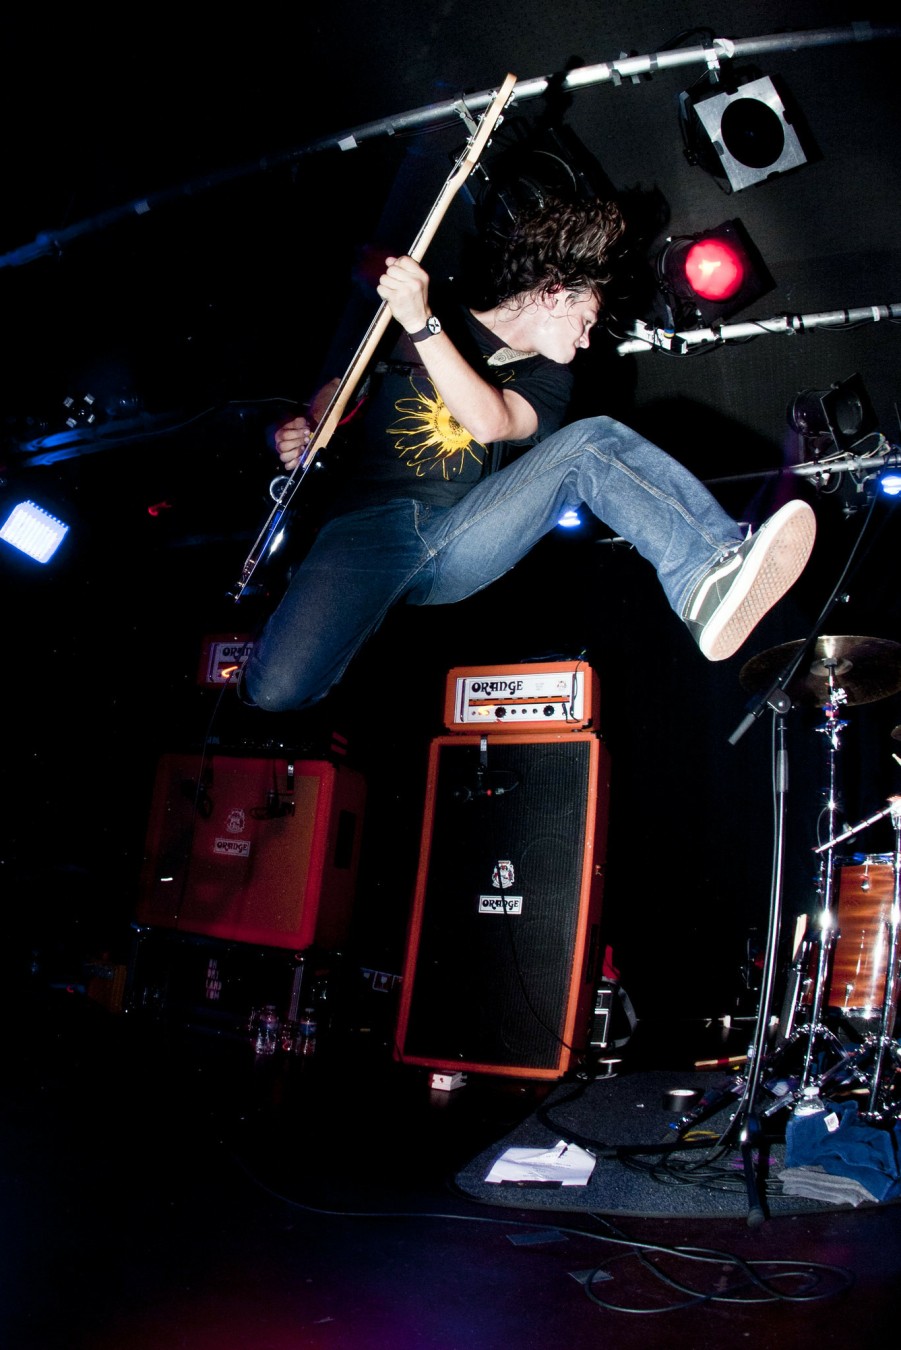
[684, 500, 816, 661]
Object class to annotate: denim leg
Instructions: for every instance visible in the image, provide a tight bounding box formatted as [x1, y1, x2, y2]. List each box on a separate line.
[241, 501, 437, 711]
[242, 417, 745, 711]
[418, 416, 745, 617]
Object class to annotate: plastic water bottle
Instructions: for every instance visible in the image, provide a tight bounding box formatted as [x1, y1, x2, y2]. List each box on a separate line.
[254, 1004, 280, 1056]
[794, 1084, 826, 1116]
[297, 1007, 317, 1056]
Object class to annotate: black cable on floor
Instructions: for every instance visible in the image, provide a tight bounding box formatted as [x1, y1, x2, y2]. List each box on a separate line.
[223, 1142, 855, 1316]
[578, 1212, 855, 1313]
[614, 1137, 775, 1193]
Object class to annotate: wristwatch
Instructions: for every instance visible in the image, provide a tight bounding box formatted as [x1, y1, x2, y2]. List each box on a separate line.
[408, 315, 442, 343]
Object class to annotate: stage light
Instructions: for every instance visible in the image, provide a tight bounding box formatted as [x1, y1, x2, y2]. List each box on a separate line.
[879, 465, 901, 498]
[655, 219, 773, 329]
[787, 373, 878, 452]
[557, 508, 582, 529]
[0, 498, 70, 564]
[679, 72, 808, 193]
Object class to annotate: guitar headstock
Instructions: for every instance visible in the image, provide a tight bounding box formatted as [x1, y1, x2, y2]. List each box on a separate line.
[458, 73, 518, 173]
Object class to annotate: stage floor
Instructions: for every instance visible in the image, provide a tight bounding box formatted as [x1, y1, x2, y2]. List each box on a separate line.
[4, 983, 901, 1349]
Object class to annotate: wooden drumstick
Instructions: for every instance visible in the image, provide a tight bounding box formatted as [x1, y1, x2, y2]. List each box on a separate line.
[693, 1054, 748, 1070]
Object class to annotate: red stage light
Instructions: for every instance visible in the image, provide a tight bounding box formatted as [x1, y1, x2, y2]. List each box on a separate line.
[654, 218, 773, 328]
[683, 238, 744, 301]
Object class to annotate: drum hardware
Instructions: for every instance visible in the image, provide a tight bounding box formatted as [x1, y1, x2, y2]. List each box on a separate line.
[774, 918, 812, 1044]
[747, 659, 856, 1117]
[683, 630, 901, 1223]
[799, 667, 851, 1092]
[680, 634, 849, 1222]
[813, 810, 901, 1121]
[685, 644, 901, 1153]
[738, 637, 901, 1114]
[772, 806, 901, 1122]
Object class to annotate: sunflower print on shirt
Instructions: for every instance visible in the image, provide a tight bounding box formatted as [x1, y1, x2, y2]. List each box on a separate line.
[387, 373, 487, 480]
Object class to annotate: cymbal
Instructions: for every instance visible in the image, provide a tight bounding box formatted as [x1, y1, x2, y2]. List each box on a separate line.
[739, 636, 901, 707]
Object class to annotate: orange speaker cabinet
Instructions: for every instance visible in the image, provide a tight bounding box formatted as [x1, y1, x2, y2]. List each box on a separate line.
[136, 753, 366, 951]
[395, 731, 611, 1079]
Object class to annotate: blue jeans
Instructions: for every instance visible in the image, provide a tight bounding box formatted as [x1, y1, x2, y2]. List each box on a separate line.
[241, 415, 745, 711]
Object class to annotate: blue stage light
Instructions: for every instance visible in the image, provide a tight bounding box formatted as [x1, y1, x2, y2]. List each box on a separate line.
[878, 466, 901, 498]
[557, 508, 582, 529]
[0, 499, 70, 564]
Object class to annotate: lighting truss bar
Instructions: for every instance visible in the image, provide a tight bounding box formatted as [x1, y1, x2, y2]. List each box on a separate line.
[615, 303, 901, 356]
[281, 23, 901, 154]
[2, 23, 900, 271]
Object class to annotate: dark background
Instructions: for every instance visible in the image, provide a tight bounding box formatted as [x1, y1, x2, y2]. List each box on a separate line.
[3, 2, 900, 1027]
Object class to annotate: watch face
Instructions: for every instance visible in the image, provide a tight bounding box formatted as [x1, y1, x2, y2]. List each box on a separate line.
[427, 316, 441, 335]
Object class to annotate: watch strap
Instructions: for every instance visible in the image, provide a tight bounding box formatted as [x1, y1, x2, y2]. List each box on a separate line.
[408, 316, 441, 343]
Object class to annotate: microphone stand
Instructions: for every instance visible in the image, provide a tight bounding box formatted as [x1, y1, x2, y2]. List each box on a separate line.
[673, 639, 807, 1225]
[716, 690, 793, 1227]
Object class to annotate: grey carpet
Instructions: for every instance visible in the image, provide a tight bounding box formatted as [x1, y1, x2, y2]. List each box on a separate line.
[453, 1068, 888, 1220]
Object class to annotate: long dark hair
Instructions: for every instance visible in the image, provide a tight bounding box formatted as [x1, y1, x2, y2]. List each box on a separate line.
[490, 194, 626, 306]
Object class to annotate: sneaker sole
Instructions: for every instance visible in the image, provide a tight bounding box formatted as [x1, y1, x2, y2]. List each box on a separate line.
[699, 501, 817, 661]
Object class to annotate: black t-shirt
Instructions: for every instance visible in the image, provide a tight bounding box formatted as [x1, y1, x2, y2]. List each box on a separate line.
[325, 301, 573, 515]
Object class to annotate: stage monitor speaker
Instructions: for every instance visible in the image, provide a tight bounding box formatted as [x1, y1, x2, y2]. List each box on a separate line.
[136, 753, 366, 951]
[395, 732, 611, 1080]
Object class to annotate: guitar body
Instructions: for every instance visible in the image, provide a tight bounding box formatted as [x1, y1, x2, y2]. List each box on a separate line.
[236, 420, 364, 600]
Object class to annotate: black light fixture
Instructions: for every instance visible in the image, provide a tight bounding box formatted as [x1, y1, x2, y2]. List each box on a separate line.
[787, 373, 879, 453]
[679, 70, 809, 193]
[654, 218, 773, 330]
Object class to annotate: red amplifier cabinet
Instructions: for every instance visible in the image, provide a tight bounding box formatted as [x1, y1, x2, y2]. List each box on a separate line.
[136, 753, 366, 950]
[395, 730, 611, 1080]
[443, 660, 600, 734]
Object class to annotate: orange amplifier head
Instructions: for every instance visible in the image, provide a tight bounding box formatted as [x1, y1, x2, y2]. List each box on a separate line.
[197, 633, 254, 687]
[444, 661, 600, 734]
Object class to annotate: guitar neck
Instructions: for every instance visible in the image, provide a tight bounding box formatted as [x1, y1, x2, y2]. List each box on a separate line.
[230, 73, 517, 602]
[305, 73, 518, 457]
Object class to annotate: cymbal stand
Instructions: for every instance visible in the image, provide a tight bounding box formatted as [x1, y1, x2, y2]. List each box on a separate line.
[754, 666, 857, 1120]
[797, 663, 850, 1095]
